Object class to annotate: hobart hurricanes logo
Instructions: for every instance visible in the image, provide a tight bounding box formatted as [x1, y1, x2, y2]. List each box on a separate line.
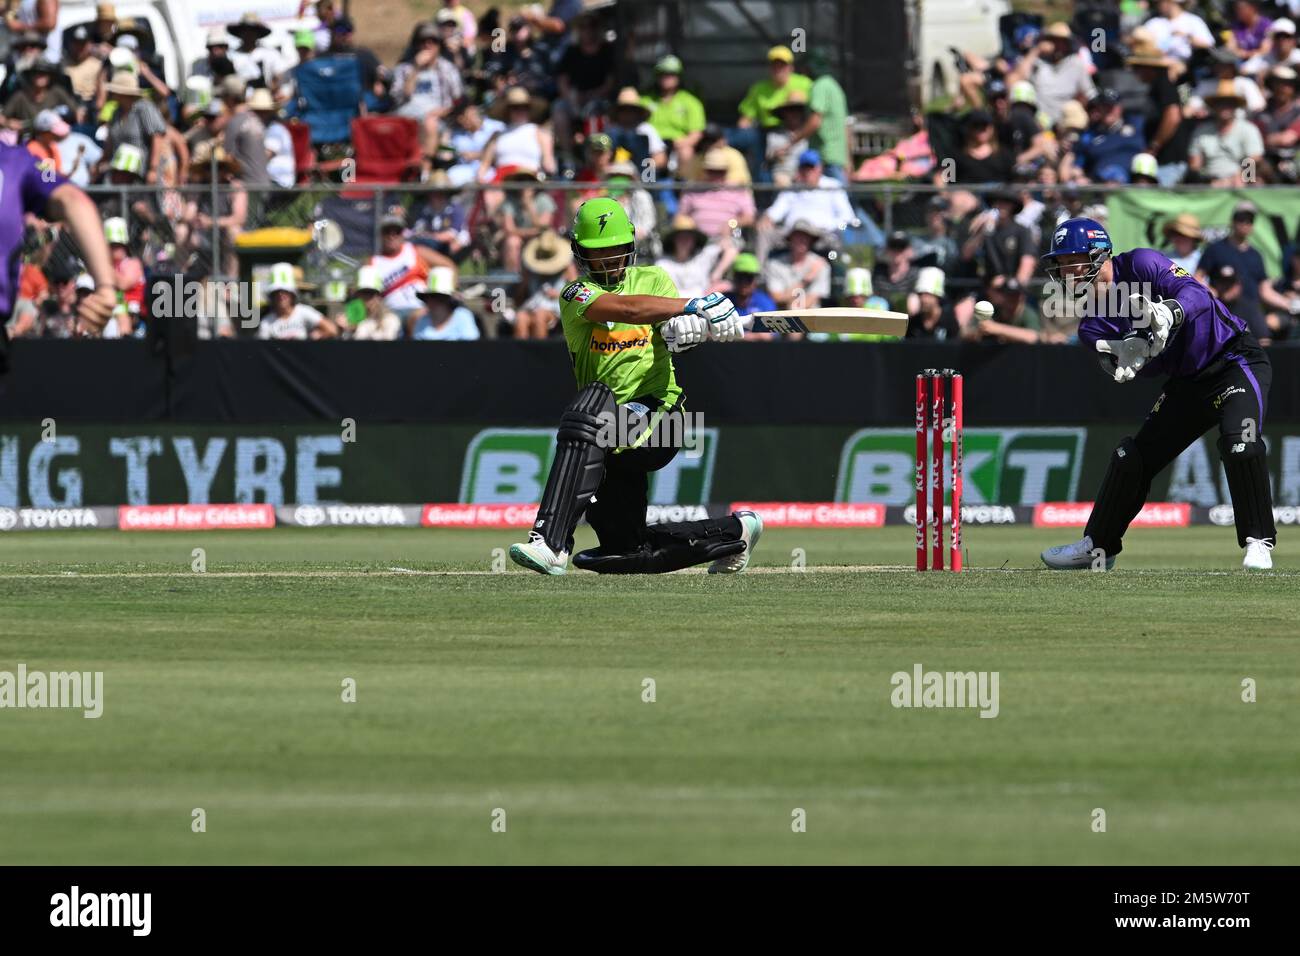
[460, 427, 718, 505]
[836, 428, 1087, 505]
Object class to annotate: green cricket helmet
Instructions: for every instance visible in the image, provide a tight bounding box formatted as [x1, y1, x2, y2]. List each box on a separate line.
[571, 197, 636, 286]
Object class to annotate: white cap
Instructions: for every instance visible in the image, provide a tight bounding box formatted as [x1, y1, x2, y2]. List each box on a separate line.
[843, 267, 872, 297]
[104, 216, 129, 245]
[266, 262, 298, 295]
[1272, 18, 1296, 35]
[206, 27, 234, 47]
[419, 266, 457, 298]
[914, 266, 946, 298]
[354, 265, 383, 293]
[185, 75, 213, 108]
[75, 273, 95, 291]
[107, 47, 138, 71]
[1130, 152, 1159, 178]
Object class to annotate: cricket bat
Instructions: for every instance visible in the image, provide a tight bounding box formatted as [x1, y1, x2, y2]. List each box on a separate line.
[748, 308, 908, 336]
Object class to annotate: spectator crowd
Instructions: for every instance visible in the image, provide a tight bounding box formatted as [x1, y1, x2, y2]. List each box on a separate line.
[5, 0, 1300, 346]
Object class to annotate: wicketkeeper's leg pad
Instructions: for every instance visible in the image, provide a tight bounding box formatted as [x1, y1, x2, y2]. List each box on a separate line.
[531, 382, 616, 553]
[1218, 433, 1276, 548]
[1085, 437, 1146, 557]
[574, 516, 744, 574]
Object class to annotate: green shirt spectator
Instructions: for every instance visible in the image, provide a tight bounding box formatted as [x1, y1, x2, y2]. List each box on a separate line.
[642, 55, 707, 146]
[808, 72, 849, 171]
[738, 45, 813, 129]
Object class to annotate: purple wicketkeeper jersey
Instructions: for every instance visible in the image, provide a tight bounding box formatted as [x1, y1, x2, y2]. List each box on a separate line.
[0, 144, 67, 318]
[1077, 248, 1249, 379]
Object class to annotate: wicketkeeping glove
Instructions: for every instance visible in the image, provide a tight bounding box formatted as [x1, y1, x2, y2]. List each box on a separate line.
[1128, 292, 1182, 357]
[661, 314, 708, 353]
[1096, 335, 1150, 383]
[685, 292, 745, 342]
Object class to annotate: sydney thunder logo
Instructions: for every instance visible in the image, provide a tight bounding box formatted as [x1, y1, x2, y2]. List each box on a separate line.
[596, 212, 612, 233]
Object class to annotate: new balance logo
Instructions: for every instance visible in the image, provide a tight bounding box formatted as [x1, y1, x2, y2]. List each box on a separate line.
[1231, 443, 1246, 453]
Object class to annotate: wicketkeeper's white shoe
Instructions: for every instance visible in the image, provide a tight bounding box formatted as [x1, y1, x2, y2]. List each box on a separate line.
[708, 511, 763, 574]
[1041, 535, 1116, 570]
[509, 531, 569, 575]
[1243, 537, 1274, 570]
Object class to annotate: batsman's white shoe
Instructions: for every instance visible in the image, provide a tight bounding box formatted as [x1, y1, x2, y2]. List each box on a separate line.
[1041, 535, 1115, 571]
[1243, 537, 1274, 570]
[708, 511, 764, 574]
[509, 532, 569, 576]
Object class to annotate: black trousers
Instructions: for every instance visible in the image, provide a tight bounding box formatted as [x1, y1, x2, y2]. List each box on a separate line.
[579, 399, 743, 570]
[584, 439, 678, 552]
[1087, 334, 1276, 553]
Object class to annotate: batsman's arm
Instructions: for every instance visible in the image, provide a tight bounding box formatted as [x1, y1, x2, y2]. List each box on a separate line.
[583, 293, 691, 326]
[46, 183, 117, 332]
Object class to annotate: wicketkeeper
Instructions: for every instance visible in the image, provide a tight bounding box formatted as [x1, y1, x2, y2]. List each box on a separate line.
[509, 198, 763, 575]
[1040, 217, 1276, 570]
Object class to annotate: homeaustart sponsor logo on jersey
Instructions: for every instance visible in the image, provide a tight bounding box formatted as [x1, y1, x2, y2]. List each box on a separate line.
[459, 427, 718, 504]
[836, 429, 1087, 505]
[589, 325, 651, 353]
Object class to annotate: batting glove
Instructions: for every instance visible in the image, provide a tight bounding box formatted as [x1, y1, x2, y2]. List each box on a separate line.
[661, 314, 708, 353]
[685, 292, 745, 342]
[1129, 292, 1181, 357]
[1096, 335, 1149, 383]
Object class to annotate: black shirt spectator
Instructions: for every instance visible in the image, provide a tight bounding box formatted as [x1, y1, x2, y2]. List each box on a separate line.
[1206, 262, 1269, 342]
[906, 304, 961, 340]
[952, 110, 1015, 183]
[486, 16, 554, 96]
[1199, 236, 1268, 307]
[555, 26, 617, 97]
[1198, 208, 1274, 341]
[871, 232, 918, 313]
[982, 216, 1034, 280]
[1005, 100, 1041, 159]
[1132, 58, 1189, 168]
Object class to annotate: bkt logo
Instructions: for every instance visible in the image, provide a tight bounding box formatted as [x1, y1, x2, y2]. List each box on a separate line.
[836, 428, 1086, 505]
[459, 428, 718, 505]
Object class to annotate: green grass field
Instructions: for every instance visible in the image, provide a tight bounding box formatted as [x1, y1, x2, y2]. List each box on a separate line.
[1, 525, 1297, 865]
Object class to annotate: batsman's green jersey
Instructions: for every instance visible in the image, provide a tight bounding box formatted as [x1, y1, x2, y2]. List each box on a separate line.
[559, 265, 684, 406]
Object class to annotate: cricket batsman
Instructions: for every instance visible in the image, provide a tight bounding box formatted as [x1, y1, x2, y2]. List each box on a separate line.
[1039, 217, 1276, 570]
[508, 198, 762, 575]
